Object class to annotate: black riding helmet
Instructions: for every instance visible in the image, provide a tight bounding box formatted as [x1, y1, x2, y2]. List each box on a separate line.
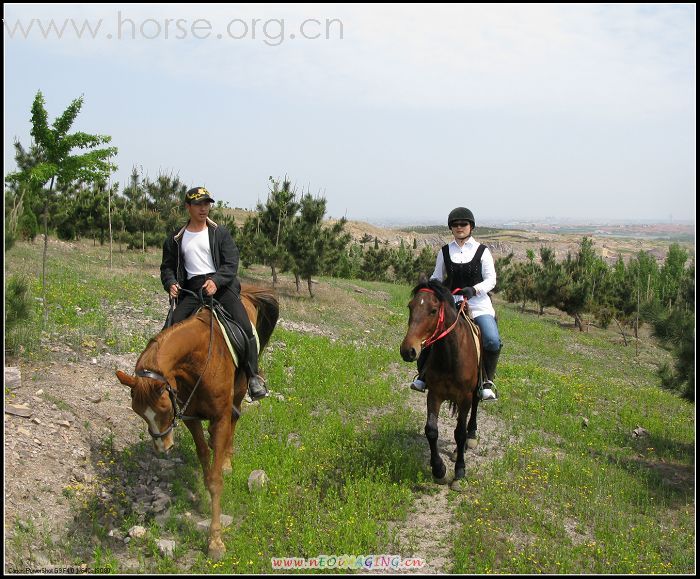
[448, 207, 475, 228]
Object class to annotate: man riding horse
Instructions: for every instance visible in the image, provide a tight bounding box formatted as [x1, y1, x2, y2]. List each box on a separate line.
[410, 207, 503, 401]
[160, 186, 268, 401]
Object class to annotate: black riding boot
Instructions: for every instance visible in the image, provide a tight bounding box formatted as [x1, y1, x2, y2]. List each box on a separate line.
[484, 346, 501, 382]
[246, 336, 268, 401]
[481, 346, 501, 401]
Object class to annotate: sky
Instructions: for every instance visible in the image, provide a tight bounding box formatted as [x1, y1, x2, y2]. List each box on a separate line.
[4, 3, 696, 225]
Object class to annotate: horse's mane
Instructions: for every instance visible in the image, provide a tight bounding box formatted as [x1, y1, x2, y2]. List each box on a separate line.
[411, 278, 455, 305]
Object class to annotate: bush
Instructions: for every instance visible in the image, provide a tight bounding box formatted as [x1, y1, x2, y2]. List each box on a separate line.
[5, 274, 33, 331]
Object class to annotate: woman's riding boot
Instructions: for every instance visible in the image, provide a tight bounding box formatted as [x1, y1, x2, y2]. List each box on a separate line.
[246, 336, 268, 401]
[484, 346, 501, 381]
[481, 346, 501, 401]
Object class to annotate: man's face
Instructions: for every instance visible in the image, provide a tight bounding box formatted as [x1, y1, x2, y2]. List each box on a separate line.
[187, 200, 213, 220]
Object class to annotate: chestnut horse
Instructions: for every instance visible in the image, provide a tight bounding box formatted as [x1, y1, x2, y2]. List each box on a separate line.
[400, 279, 483, 483]
[116, 284, 278, 560]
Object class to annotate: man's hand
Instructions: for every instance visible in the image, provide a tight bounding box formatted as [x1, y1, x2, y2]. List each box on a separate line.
[459, 286, 477, 300]
[202, 279, 218, 296]
[169, 283, 180, 298]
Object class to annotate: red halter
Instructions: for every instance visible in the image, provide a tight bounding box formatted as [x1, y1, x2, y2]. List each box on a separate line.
[417, 288, 466, 347]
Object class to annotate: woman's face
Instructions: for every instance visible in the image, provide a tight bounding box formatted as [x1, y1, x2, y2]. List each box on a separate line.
[450, 221, 472, 240]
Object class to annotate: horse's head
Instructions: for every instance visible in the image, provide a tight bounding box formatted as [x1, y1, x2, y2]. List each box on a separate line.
[400, 279, 455, 362]
[116, 369, 176, 454]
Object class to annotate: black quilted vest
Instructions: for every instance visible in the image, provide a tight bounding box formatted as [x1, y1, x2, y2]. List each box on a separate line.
[442, 243, 487, 292]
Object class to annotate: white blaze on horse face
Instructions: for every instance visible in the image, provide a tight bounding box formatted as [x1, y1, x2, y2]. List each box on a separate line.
[420, 297, 425, 305]
[143, 406, 167, 453]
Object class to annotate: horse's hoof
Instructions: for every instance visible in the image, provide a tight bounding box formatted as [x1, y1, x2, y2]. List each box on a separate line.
[466, 437, 478, 450]
[454, 466, 465, 480]
[222, 460, 233, 474]
[432, 462, 447, 481]
[433, 475, 450, 485]
[209, 539, 226, 561]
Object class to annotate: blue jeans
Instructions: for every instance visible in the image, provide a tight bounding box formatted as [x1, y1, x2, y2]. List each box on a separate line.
[474, 314, 502, 353]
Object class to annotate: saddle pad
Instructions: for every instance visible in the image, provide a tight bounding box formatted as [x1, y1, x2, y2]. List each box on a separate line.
[212, 309, 260, 368]
[459, 309, 482, 368]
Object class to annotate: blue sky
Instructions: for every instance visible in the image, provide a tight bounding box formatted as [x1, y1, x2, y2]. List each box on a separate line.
[4, 4, 696, 224]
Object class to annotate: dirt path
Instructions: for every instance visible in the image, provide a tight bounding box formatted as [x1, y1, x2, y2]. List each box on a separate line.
[386, 364, 511, 574]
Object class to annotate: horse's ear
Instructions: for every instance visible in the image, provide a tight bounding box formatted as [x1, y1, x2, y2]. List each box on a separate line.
[418, 272, 429, 285]
[116, 370, 137, 389]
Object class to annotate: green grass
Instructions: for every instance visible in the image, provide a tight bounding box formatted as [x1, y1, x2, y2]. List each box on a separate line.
[165, 328, 425, 573]
[5, 240, 164, 358]
[450, 304, 694, 574]
[5, 239, 694, 573]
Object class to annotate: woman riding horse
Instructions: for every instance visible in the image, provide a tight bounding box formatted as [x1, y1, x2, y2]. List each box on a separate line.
[410, 207, 503, 401]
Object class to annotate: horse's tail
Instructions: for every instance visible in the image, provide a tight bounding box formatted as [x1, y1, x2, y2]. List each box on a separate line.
[242, 284, 280, 352]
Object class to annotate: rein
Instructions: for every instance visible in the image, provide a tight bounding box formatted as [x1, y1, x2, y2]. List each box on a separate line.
[418, 288, 467, 348]
[136, 287, 216, 440]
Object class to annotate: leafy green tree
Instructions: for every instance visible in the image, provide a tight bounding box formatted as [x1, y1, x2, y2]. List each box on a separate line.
[391, 239, 415, 283]
[412, 245, 437, 283]
[360, 245, 392, 282]
[643, 278, 695, 402]
[5, 141, 45, 248]
[557, 237, 606, 331]
[658, 244, 689, 309]
[145, 172, 187, 236]
[7, 91, 117, 323]
[240, 177, 299, 285]
[502, 250, 537, 312]
[285, 194, 350, 297]
[122, 168, 151, 251]
[532, 247, 566, 315]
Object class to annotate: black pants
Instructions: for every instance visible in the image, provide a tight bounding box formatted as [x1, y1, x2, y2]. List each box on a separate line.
[172, 275, 254, 339]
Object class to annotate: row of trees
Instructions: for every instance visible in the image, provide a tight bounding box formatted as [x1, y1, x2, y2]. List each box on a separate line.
[496, 239, 695, 400]
[5, 90, 693, 401]
[234, 178, 436, 296]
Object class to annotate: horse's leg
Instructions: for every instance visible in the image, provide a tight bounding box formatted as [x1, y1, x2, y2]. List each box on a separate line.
[185, 420, 211, 479]
[205, 414, 232, 560]
[426, 391, 447, 481]
[466, 394, 479, 450]
[223, 372, 246, 473]
[453, 399, 470, 480]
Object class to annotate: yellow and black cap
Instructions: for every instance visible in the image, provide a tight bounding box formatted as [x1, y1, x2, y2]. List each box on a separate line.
[185, 187, 215, 204]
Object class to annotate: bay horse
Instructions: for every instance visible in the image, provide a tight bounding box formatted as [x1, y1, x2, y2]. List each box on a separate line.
[400, 278, 482, 483]
[116, 284, 279, 560]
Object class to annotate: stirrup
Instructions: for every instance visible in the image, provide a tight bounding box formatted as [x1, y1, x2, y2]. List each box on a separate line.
[410, 377, 427, 393]
[480, 380, 498, 401]
[248, 375, 268, 401]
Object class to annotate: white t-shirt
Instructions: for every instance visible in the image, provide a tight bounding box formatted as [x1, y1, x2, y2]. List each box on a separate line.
[181, 229, 216, 279]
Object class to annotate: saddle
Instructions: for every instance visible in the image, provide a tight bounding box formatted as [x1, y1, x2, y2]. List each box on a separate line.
[162, 300, 258, 369]
[457, 307, 487, 394]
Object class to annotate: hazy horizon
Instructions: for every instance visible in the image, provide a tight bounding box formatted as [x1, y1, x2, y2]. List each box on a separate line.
[4, 4, 696, 225]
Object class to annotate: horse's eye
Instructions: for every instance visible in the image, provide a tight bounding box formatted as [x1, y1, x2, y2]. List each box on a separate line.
[430, 309, 438, 316]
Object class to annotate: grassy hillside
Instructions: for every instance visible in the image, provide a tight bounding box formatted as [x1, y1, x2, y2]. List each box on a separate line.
[4, 239, 694, 573]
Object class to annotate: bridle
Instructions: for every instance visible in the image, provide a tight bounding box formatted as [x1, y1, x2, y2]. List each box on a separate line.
[416, 288, 466, 348]
[135, 287, 216, 440]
